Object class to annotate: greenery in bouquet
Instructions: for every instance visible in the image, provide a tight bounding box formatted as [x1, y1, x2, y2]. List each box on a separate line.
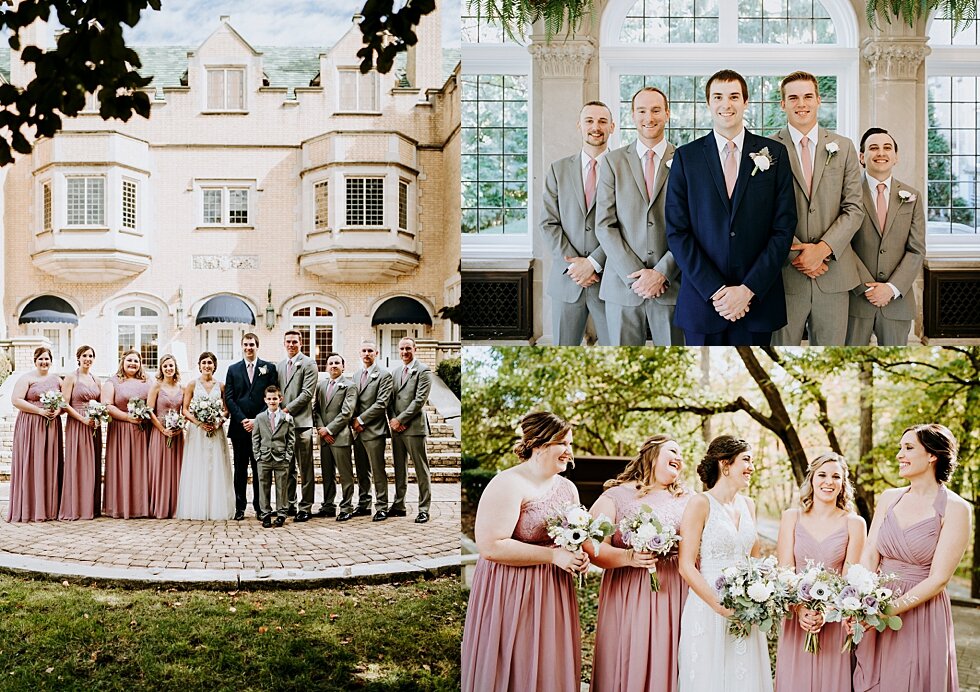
[39, 390, 65, 427]
[127, 398, 152, 424]
[715, 555, 797, 639]
[618, 504, 681, 591]
[84, 400, 110, 437]
[824, 563, 902, 651]
[545, 503, 615, 586]
[163, 409, 187, 448]
[788, 561, 839, 654]
[189, 396, 224, 437]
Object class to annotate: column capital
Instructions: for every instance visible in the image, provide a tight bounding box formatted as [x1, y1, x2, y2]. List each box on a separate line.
[528, 40, 596, 78]
[861, 37, 931, 81]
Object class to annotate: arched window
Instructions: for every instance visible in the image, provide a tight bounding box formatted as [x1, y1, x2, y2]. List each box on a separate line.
[290, 306, 335, 371]
[117, 303, 161, 370]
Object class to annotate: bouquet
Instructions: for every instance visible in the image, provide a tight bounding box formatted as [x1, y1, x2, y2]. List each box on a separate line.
[618, 504, 682, 591]
[715, 555, 797, 639]
[545, 503, 615, 586]
[163, 410, 187, 448]
[789, 561, 839, 654]
[824, 563, 902, 651]
[39, 390, 65, 427]
[85, 400, 110, 437]
[189, 396, 224, 437]
[128, 398, 152, 425]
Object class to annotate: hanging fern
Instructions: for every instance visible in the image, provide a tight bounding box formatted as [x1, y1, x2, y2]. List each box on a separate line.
[466, 0, 595, 42]
[866, 0, 978, 33]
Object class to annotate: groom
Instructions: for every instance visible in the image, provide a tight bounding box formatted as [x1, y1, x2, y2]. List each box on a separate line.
[224, 332, 278, 520]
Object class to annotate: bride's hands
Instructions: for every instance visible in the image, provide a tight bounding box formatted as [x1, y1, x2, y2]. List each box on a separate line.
[552, 549, 590, 575]
[714, 603, 735, 618]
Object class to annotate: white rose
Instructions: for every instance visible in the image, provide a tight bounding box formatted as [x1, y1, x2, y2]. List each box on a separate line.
[826, 142, 839, 154]
[723, 566, 738, 579]
[841, 596, 862, 611]
[731, 584, 745, 598]
[753, 155, 771, 172]
[635, 523, 657, 543]
[747, 580, 774, 603]
[665, 158, 673, 169]
[565, 506, 591, 526]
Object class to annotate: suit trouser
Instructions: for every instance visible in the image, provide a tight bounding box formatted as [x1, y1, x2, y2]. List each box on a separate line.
[353, 435, 388, 509]
[683, 324, 772, 346]
[846, 313, 912, 346]
[319, 442, 355, 512]
[606, 301, 683, 346]
[773, 281, 849, 345]
[230, 429, 261, 513]
[257, 459, 289, 517]
[552, 286, 609, 346]
[287, 426, 315, 513]
[390, 433, 431, 513]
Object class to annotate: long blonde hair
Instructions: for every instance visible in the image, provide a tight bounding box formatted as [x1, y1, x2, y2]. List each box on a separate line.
[604, 434, 687, 497]
[799, 452, 853, 512]
[115, 349, 147, 381]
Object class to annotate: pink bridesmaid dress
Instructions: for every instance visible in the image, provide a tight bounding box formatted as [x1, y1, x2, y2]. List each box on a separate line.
[6, 375, 64, 522]
[590, 484, 690, 692]
[462, 476, 582, 692]
[102, 376, 151, 518]
[59, 371, 101, 520]
[853, 487, 959, 692]
[773, 518, 851, 691]
[147, 386, 184, 519]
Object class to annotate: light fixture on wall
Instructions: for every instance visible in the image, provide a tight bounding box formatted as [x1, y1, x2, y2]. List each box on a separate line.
[265, 284, 276, 330]
[176, 287, 184, 328]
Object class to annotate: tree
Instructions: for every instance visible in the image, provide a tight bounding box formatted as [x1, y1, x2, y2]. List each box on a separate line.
[356, 0, 437, 75]
[927, 100, 975, 227]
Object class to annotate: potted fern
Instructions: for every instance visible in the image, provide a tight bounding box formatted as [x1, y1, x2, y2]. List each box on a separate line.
[466, 0, 595, 42]
[865, 0, 976, 32]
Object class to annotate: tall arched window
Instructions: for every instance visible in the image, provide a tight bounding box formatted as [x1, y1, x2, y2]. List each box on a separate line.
[289, 306, 335, 371]
[117, 303, 161, 369]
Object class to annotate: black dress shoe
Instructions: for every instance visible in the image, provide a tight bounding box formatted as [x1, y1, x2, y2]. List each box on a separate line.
[414, 512, 430, 524]
[287, 506, 298, 517]
[294, 511, 311, 522]
[262, 516, 273, 528]
[234, 510, 245, 521]
[336, 511, 354, 522]
[274, 516, 286, 527]
[315, 506, 336, 518]
[387, 507, 408, 517]
[372, 510, 388, 522]
[352, 507, 372, 517]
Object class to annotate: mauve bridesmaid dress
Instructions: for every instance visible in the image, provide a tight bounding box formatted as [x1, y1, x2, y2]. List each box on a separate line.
[102, 376, 151, 518]
[6, 375, 63, 523]
[59, 371, 101, 520]
[147, 385, 184, 519]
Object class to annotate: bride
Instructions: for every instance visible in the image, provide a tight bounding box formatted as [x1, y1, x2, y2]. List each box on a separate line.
[175, 351, 235, 520]
[677, 435, 772, 692]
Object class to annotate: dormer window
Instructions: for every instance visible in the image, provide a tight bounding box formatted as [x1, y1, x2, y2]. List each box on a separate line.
[206, 67, 245, 111]
[338, 69, 379, 112]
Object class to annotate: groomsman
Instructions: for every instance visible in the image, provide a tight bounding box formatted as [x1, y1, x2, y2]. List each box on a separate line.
[540, 101, 614, 345]
[846, 128, 925, 345]
[771, 71, 863, 345]
[352, 340, 393, 521]
[224, 333, 278, 520]
[387, 337, 432, 524]
[278, 330, 318, 521]
[313, 352, 358, 521]
[665, 70, 797, 345]
[596, 87, 683, 346]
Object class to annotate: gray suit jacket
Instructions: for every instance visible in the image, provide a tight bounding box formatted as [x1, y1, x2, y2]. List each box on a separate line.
[849, 178, 925, 320]
[252, 410, 296, 466]
[388, 359, 432, 436]
[277, 353, 318, 428]
[313, 376, 356, 446]
[773, 128, 863, 294]
[596, 141, 680, 307]
[540, 152, 606, 303]
[353, 364, 393, 441]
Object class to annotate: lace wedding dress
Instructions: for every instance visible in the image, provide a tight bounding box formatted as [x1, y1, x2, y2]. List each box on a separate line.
[174, 379, 235, 520]
[678, 493, 773, 692]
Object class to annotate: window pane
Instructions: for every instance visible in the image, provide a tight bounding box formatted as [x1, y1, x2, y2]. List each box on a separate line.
[928, 76, 980, 234]
[737, 0, 836, 43]
[620, 0, 719, 43]
[361, 72, 379, 111]
[346, 178, 364, 225]
[216, 328, 234, 361]
[86, 178, 104, 225]
[314, 181, 329, 229]
[42, 182, 52, 231]
[339, 71, 357, 111]
[207, 69, 225, 109]
[398, 180, 409, 229]
[140, 327, 158, 370]
[118, 325, 135, 359]
[228, 188, 248, 224]
[67, 178, 86, 225]
[365, 178, 384, 226]
[122, 180, 137, 230]
[203, 189, 222, 224]
[226, 69, 244, 110]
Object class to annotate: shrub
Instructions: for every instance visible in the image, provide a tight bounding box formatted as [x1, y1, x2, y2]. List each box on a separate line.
[437, 356, 461, 399]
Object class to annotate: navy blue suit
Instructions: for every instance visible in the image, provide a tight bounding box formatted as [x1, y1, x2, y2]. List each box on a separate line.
[225, 358, 279, 513]
[665, 130, 797, 343]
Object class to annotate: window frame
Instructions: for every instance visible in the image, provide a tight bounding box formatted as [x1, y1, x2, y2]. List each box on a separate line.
[337, 68, 381, 113]
[116, 303, 161, 371]
[289, 305, 336, 372]
[121, 178, 138, 232]
[345, 176, 386, 228]
[314, 179, 330, 231]
[65, 175, 107, 228]
[41, 179, 52, 232]
[195, 181, 255, 229]
[204, 66, 247, 112]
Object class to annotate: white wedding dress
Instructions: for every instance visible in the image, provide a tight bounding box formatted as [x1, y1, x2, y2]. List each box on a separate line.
[175, 379, 235, 520]
[678, 493, 773, 692]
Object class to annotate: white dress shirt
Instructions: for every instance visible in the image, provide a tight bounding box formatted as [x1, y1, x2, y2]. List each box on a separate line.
[787, 124, 818, 171]
[634, 137, 669, 192]
[713, 128, 746, 176]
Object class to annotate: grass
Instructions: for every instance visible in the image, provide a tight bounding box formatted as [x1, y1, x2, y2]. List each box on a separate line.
[0, 573, 465, 691]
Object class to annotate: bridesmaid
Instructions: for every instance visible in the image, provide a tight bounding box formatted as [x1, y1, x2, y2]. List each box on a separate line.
[147, 354, 184, 518]
[6, 346, 64, 522]
[587, 434, 691, 692]
[773, 452, 866, 691]
[101, 350, 151, 518]
[461, 412, 588, 692]
[59, 345, 102, 520]
[853, 424, 971, 692]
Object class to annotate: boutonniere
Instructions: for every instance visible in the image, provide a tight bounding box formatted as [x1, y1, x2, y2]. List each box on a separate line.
[281, 412, 292, 421]
[258, 365, 268, 376]
[898, 190, 917, 204]
[370, 371, 379, 379]
[665, 158, 672, 169]
[749, 147, 773, 176]
[825, 141, 839, 165]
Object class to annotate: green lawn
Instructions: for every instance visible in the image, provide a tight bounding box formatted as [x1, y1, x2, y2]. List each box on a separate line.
[0, 573, 464, 691]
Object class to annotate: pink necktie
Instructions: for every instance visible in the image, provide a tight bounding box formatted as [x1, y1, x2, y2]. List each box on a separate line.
[584, 158, 597, 209]
[876, 182, 887, 233]
[326, 379, 335, 401]
[269, 410, 275, 428]
[644, 149, 656, 200]
[247, 362, 254, 383]
[360, 369, 368, 388]
[723, 141, 737, 198]
[403, 366, 409, 385]
[800, 136, 813, 194]
[286, 359, 294, 381]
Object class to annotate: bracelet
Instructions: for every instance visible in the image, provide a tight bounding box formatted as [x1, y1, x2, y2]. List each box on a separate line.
[625, 548, 634, 563]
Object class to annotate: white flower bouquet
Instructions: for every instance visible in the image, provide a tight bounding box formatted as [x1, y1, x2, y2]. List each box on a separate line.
[715, 555, 797, 639]
[128, 398, 152, 425]
[823, 563, 902, 651]
[545, 503, 615, 586]
[189, 396, 224, 437]
[789, 561, 839, 653]
[163, 409, 186, 448]
[84, 400, 110, 437]
[39, 390, 65, 427]
[618, 504, 682, 591]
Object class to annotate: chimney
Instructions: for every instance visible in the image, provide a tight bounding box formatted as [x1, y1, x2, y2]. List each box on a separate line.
[405, 5, 441, 92]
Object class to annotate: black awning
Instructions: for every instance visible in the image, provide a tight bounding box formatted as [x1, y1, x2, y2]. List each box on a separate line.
[19, 296, 78, 325]
[371, 297, 432, 326]
[195, 296, 255, 325]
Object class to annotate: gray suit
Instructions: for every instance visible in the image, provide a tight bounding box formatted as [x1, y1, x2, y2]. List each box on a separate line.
[277, 352, 318, 513]
[314, 375, 357, 513]
[251, 409, 295, 518]
[388, 359, 432, 514]
[540, 152, 609, 345]
[846, 178, 925, 345]
[595, 141, 683, 346]
[352, 364, 393, 510]
[771, 127, 863, 345]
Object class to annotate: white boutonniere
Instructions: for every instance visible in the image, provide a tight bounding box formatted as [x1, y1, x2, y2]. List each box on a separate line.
[898, 190, 916, 204]
[749, 147, 773, 176]
[370, 371, 379, 379]
[825, 141, 839, 165]
[665, 158, 673, 169]
[282, 412, 292, 421]
[258, 365, 268, 376]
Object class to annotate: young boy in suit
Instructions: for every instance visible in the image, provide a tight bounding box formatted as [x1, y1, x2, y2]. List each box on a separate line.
[252, 385, 295, 528]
